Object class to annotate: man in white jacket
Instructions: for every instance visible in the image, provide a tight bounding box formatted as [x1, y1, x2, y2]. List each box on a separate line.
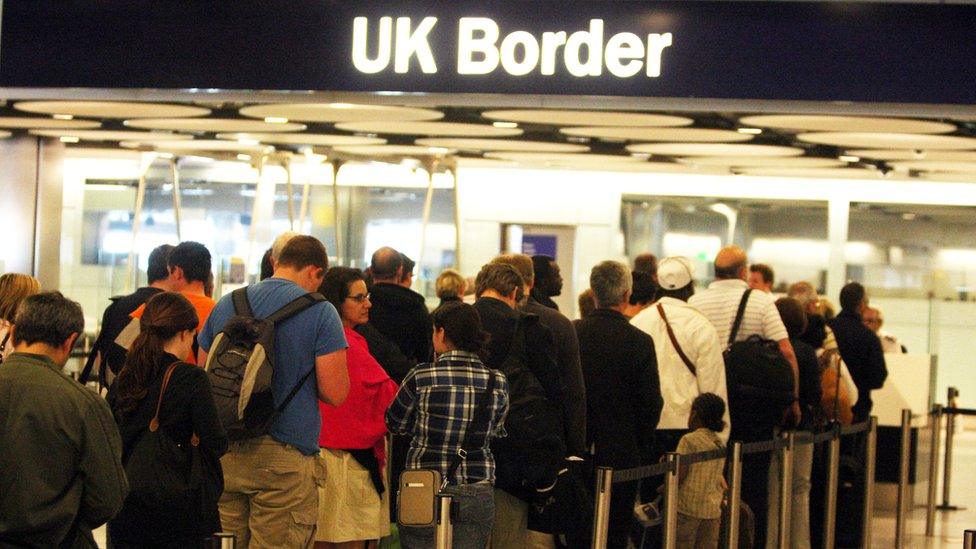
[631, 256, 730, 453]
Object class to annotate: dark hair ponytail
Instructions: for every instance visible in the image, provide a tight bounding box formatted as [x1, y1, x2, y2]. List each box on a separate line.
[431, 301, 491, 362]
[114, 292, 198, 414]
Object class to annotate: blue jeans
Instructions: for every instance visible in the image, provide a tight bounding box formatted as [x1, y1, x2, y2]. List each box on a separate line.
[399, 482, 494, 549]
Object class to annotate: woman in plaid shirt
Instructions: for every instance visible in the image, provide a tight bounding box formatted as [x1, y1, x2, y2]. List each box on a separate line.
[387, 302, 509, 549]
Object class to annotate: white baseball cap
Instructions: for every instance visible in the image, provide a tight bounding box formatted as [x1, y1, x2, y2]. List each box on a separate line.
[657, 256, 694, 290]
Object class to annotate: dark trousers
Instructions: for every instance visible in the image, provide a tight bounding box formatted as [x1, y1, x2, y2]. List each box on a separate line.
[609, 480, 639, 549]
[732, 423, 774, 549]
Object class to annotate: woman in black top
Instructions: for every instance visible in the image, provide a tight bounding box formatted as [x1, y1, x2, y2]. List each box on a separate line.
[108, 292, 228, 548]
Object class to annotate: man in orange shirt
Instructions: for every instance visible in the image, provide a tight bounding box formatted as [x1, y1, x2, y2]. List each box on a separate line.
[125, 241, 216, 364]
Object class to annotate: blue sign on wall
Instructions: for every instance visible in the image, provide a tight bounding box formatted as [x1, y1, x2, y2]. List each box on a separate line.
[522, 235, 558, 260]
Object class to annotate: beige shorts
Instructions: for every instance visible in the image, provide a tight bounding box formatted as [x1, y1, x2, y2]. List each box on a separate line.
[315, 447, 391, 542]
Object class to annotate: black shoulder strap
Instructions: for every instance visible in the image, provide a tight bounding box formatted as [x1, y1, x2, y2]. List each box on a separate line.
[657, 303, 697, 377]
[274, 366, 317, 417]
[231, 287, 253, 317]
[727, 289, 753, 349]
[266, 292, 326, 325]
[78, 332, 104, 385]
[447, 370, 497, 483]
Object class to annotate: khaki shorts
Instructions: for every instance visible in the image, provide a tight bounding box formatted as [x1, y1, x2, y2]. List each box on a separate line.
[315, 447, 390, 542]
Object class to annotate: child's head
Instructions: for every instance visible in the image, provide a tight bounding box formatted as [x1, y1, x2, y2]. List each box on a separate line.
[689, 393, 726, 432]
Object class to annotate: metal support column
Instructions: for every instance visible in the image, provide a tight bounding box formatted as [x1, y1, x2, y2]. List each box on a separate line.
[862, 417, 878, 549]
[212, 532, 235, 548]
[419, 159, 437, 275]
[124, 152, 158, 292]
[591, 467, 613, 549]
[823, 426, 841, 549]
[330, 160, 344, 264]
[298, 148, 315, 230]
[927, 405, 943, 536]
[778, 431, 795, 549]
[895, 410, 912, 549]
[435, 494, 453, 549]
[726, 442, 743, 549]
[663, 452, 680, 549]
[450, 166, 461, 270]
[170, 158, 182, 241]
[964, 529, 976, 549]
[284, 156, 295, 230]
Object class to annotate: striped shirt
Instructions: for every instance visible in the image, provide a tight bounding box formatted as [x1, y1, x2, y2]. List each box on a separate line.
[386, 350, 509, 485]
[688, 279, 788, 347]
[677, 428, 726, 519]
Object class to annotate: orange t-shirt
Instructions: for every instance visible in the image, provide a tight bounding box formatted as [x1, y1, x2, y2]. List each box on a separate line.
[131, 292, 216, 365]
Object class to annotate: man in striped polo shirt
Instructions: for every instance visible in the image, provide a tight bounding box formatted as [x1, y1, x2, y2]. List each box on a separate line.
[688, 245, 799, 548]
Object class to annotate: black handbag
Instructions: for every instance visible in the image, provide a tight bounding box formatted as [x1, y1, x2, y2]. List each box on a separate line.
[528, 457, 594, 547]
[123, 362, 220, 522]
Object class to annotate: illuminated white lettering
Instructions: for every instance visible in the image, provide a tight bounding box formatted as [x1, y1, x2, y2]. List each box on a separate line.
[352, 17, 393, 74]
[394, 17, 438, 74]
[646, 33, 673, 77]
[457, 17, 500, 75]
[564, 19, 604, 77]
[540, 31, 567, 76]
[500, 31, 540, 76]
[604, 32, 644, 78]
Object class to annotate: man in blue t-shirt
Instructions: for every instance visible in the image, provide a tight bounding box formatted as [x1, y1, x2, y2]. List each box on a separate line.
[199, 235, 348, 549]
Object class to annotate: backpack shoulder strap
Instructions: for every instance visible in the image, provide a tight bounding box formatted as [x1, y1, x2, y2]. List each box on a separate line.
[232, 287, 253, 317]
[265, 292, 326, 325]
[727, 289, 753, 349]
[657, 303, 697, 377]
[447, 369, 497, 483]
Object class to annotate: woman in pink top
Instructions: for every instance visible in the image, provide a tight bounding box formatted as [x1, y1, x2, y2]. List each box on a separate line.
[316, 267, 399, 549]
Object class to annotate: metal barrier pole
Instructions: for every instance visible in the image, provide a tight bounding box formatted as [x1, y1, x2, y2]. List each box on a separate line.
[591, 467, 613, 549]
[862, 417, 878, 549]
[726, 442, 743, 549]
[212, 532, 235, 548]
[964, 529, 976, 549]
[941, 387, 960, 510]
[777, 431, 795, 549]
[926, 405, 943, 536]
[823, 426, 841, 549]
[663, 452, 680, 549]
[895, 410, 912, 549]
[435, 493, 453, 549]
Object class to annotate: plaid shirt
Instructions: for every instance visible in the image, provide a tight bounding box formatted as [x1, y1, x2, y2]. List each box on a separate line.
[386, 350, 509, 485]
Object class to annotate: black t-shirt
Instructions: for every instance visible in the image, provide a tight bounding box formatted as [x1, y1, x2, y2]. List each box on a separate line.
[97, 287, 164, 376]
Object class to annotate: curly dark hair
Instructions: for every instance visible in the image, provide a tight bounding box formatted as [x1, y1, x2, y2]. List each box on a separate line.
[692, 393, 726, 433]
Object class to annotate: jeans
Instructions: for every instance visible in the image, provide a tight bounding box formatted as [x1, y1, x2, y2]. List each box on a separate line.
[399, 482, 494, 549]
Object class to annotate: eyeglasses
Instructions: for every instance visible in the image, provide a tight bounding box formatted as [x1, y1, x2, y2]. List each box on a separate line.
[347, 293, 370, 303]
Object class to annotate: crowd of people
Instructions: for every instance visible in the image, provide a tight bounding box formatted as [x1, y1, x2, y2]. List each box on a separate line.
[0, 234, 896, 549]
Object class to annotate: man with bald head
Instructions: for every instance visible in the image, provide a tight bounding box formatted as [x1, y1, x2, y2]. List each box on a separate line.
[364, 246, 432, 369]
[688, 246, 800, 548]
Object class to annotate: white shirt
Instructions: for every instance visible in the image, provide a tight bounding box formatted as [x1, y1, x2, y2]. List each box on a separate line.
[631, 297, 730, 441]
[688, 279, 788, 347]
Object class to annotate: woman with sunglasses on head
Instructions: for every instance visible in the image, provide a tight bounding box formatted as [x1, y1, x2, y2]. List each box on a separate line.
[316, 267, 399, 549]
[108, 291, 227, 548]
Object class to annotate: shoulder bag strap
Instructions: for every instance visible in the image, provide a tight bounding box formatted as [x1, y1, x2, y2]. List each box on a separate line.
[446, 370, 497, 483]
[77, 332, 103, 385]
[656, 303, 696, 377]
[265, 292, 326, 325]
[727, 289, 753, 350]
[149, 362, 201, 445]
[231, 287, 253, 317]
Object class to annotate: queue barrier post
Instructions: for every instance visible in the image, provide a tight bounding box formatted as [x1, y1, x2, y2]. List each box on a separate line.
[926, 405, 943, 537]
[725, 442, 743, 549]
[822, 425, 841, 549]
[776, 431, 795, 549]
[435, 493, 453, 549]
[941, 387, 961, 510]
[964, 529, 976, 549]
[212, 533, 236, 549]
[862, 417, 878, 549]
[663, 453, 680, 549]
[591, 467, 613, 549]
[895, 410, 912, 549]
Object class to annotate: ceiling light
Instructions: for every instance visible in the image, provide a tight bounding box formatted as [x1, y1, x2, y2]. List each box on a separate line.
[264, 117, 289, 124]
[328, 103, 355, 109]
[902, 213, 917, 220]
[630, 152, 652, 160]
[158, 152, 174, 159]
[237, 154, 252, 161]
[52, 114, 74, 120]
[737, 128, 762, 135]
[492, 121, 518, 129]
[427, 147, 451, 154]
[839, 155, 860, 163]
[237, 138, 260, 146]
[59, 136, 80, 143]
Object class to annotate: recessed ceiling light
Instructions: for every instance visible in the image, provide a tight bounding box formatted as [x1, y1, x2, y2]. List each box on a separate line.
[52, 114, 74, 120]
[158, 152, 174, 159]
[839, 155, 861, 163]
[237, 138, 260, 146]
[264, 117, 289, 124]
[492, 121, 518, 129]
[59, 136, 80, 143]
[630, 152, 652, 160]
[737, 128, 762, 135]
[236, 154, 252, 161]
[427, 147, 451, 155]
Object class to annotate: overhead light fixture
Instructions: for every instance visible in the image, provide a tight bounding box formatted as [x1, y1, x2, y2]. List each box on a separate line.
[901, 213, 917, 220]
[264, 117, 289, 124]
[237, 138, 260, 146]
[59, 136, 80, 143]
[427, 146, 450, 154]
[158, 152, 175, 159]
[492, 121, 518, 129]
[630, 152, 652, 160]
[237, 153, 252, 161]
[737, 127, 762, 135]
[839, 155, 860, 162]
[52, 114, 74, 120]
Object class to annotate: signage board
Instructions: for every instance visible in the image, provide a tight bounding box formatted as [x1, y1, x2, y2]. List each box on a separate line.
[2, 1, 976, 104]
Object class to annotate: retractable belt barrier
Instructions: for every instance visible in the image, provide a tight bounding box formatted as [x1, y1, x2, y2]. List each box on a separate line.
[590, 417, 879, 549]
[925, 389, 976, 538]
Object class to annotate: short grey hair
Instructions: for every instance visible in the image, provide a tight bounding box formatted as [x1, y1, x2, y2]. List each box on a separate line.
[270, 231, 299, 262]
[590, 261, 632, 308]
[12, 292, 84, 348]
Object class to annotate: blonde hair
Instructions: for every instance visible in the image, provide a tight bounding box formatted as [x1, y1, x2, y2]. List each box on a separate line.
[0, 273, 41, 322]
[435, 269, 466, 300]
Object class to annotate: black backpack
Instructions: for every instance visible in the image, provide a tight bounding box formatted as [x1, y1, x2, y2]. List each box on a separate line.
[492, 316, 566, 493]
[723, 289, 795, 429]
[203, 288, 325, 440]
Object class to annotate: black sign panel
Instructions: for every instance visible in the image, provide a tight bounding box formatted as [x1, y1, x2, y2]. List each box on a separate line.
[2, 1, 976, 105]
